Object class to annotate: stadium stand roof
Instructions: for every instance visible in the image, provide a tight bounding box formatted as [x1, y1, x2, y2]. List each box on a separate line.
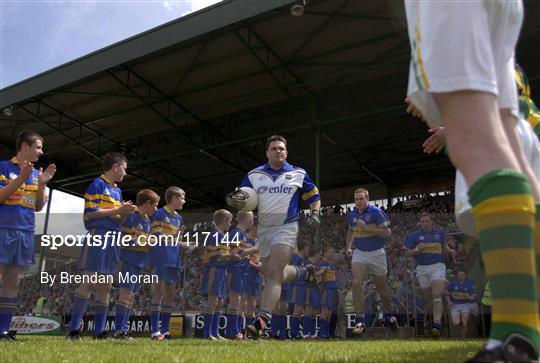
[1, 0, 539, 208]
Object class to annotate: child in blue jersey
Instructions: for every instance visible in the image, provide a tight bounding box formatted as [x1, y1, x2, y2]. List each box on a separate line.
[201, 209, 239, 340]
[114, 189, 160, 339]
[148, 186, 186, 340]
[68, 152, 135, 340]
[239, 224, 261, 337]
[225, 211, 254, 339]
[0, 131, 56, 341]
[404, 212, 454, 339]
[447, 269, 477, 338]
[290, 240, 309, 339]
[304, 247, 322, 339]
[318, 247, 338, 338]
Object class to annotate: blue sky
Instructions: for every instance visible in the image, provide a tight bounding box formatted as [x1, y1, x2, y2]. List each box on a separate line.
[0, 0, 221, 89]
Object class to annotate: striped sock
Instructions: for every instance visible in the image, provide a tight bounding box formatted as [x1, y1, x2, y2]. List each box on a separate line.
[0, 297, 17, 334]
[259, 308, 272, 321]
[469, 169, 540, 346]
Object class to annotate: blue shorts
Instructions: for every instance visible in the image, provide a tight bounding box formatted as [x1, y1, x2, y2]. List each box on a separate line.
[77, 231, 119, 275]
[321, 288, 337, 309]
[245, 281, 261, 297]
[306, 287, 322, 311]
[228, 269, 246, 295]
[0, 228, 34, 266]
[153, 266, 181, 283]
[116, 260, 142, 292]
[201, 267, 227, 299]
[291, 284, 307, 306]
[281, 283, 292, 302]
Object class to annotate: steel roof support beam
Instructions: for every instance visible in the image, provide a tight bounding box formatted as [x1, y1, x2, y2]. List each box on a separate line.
[233, 21, 385, 184]
[16, 98, 221, 204]
[107, 65, 256, 172]
[288, 0, 350, 62]
[50, 105, 406, 179]
[233, 21, 313, 101]
[129, 105, 405, 166]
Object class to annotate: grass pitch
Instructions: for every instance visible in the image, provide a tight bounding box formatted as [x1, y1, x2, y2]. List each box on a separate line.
[2, 336, 483, 362]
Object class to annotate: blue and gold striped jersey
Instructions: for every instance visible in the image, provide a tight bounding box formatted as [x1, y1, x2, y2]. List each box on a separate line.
[346, 205, 389, 252]
[120, 210, 151, 267]
[83, 174, 123, 231]
[229, 227, 251, 271]
[202, 230, 231, 268]
[320, 259, 337, 289]
[149, 206, 183, 268]
[447, 278, 476, 305]
[0, 157, 40, 231]
[404, 227, 446, 266]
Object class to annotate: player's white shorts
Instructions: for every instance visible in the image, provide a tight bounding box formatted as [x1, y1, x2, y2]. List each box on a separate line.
[257, 222, 299, 258]
[405, 1, 523, 127]
[352, 248, 387, 276]
[451, 303, 472, 318]
[455, 118, 540, 237]
[415, 262, 447, 290]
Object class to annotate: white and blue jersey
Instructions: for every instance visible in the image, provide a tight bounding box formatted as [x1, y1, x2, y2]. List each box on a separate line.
[346, 205, 389, 252]
[240, 162, 319, 227]
[404, 227, 446, 266]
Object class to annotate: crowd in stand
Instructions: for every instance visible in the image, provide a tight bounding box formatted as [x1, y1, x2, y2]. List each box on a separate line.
[17, 193, 472, 328]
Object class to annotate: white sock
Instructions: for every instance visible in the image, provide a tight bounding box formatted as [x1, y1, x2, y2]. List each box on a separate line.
[485, 339, 503, 350]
